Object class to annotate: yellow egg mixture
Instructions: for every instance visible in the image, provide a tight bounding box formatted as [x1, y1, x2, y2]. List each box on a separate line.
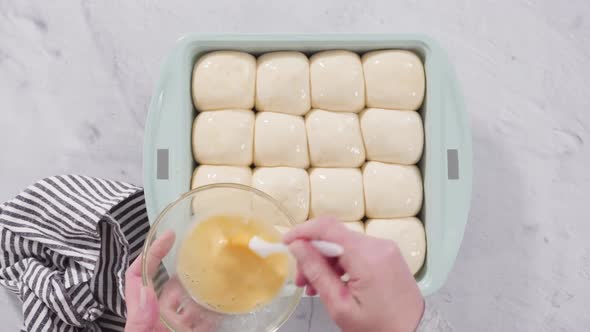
[177, 215, 289, 314]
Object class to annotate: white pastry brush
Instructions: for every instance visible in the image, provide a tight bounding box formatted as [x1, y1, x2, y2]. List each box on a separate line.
[231, 234, 343, 258]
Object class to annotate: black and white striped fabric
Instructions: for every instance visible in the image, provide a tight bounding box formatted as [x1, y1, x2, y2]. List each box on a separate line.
[0, 175, 151, 332]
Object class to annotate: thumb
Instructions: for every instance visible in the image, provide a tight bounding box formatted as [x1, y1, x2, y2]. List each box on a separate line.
[289, 241, 352, 307]
[125, 286, 159, 332]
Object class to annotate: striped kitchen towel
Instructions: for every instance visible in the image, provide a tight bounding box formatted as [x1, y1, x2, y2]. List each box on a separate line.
[0, 175, 151, 331]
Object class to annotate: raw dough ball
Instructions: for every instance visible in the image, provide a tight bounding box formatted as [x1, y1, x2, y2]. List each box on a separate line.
[360, 108, 424, 164]
[362, 50, 425, 111]
[254, 112, 309, 168]
[190, 166, 252, 214]
[306, 109, 365, 167]
[192, 51, 256, 110]
[363, 162, 423, 218]
[309, 168, 364, 222]
[310, 50, 365, 112]
[192, 110, 254, 166]
[256, 52, 311, 115]
[253, 167, 310, 224]
[365, 218, 426, 275]
[343, 221, 364, 233]
[191, 165, 252, 188]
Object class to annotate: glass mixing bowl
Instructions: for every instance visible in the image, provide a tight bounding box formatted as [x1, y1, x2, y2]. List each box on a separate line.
[141, 183, 303, 332]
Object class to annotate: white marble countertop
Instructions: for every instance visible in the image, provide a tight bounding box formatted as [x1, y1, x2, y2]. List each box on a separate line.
[1, 1, 589, 331]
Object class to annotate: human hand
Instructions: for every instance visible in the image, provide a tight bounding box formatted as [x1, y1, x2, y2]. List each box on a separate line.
[124, 231, 174, 332]
[284, 217, 424, 332]
[124, 231, 220, 332]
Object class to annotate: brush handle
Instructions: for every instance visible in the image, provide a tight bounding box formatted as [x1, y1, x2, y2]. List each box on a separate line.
[310, 240, 344, 257]
[250, 237, 344, 258]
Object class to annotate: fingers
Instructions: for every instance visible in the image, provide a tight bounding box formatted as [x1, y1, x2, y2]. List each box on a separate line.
[159, 277, 221, 331]
[285, 218, 368, 275]
[125, 230, 176, 327]
[124, 286, 159, 332]
[299, 264, 342, 297]
[127, 230, 176, 279]
[295, 264, 307, 287]
[289, 240, 353, 308]
[296, 259, 345, 288]
[306, 285, 317, 296]
[127, 230, 176, 284]
[146, 231, 176, 277]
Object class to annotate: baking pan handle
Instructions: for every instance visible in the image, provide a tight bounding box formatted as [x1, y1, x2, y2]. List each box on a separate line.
[143, 47, 194, 223]
[438, 65, 473, 285]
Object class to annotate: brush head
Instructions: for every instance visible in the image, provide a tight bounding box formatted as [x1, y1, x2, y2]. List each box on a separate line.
[229, 233, 252, 247]
[249, 236, 287, 258]
[229, 233, 289, 258]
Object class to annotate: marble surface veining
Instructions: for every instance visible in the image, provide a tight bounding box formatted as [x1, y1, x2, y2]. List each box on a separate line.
[1, 1, 590, 331]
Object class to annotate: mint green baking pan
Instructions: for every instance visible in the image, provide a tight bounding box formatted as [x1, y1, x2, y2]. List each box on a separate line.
[143, 34, 472, 296]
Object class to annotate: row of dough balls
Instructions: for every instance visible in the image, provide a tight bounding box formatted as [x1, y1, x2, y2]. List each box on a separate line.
[276, 219, 425, 275]
[191, 165, 425, 274]
[192, 108, 423, 167]
[191, 163, 422, 224]
[192, 50, 425, 114]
